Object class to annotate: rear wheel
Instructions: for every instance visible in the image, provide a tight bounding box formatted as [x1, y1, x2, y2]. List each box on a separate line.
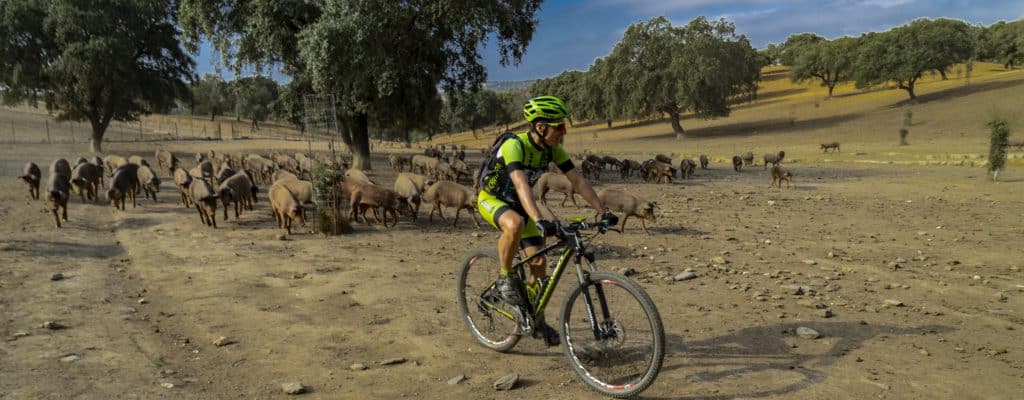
[560, 272, 665, 398]
[457, 249, 521, 352]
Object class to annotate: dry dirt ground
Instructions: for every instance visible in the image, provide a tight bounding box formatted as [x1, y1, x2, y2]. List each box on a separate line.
[3, 73, 1024, 399]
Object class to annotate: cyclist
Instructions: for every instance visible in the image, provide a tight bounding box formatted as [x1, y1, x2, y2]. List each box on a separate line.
[477, 95, 618, 346]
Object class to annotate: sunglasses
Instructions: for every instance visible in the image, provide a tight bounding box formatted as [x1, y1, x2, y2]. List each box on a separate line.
[539, 121, 566, 131]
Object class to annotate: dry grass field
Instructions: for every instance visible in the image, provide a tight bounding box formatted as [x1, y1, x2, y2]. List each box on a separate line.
[1, 64, 1023, 399]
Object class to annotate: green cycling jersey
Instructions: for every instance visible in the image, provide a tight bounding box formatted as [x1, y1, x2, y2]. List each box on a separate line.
[479, 131, 574, 203]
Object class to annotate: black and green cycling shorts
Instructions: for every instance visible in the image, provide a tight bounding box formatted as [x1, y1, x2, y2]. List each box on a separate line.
[477, 190, 544, 249]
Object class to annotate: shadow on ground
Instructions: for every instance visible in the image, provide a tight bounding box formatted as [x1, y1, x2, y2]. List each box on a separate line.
[0, 239, 124, 259]
[642, 322, 953, 399]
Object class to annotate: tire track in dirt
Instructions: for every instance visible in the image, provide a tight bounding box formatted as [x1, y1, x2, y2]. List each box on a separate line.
[0, 181, 192, 399]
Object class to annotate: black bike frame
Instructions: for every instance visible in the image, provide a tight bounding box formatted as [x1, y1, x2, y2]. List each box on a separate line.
[508, 227, 607, 340]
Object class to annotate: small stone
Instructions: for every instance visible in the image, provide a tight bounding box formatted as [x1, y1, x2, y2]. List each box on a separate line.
[710, 256, 728, 265]
[995, 292, 1008, 302]
[493, 373, 519, 391]
[120, 306, 137, 314]
[764, 239, 772, 245]
[160, 382, 175, 389]
[802, 259, 817, 265]
[349, 363, 367, 371]
[50, 273, 65, 281]
[796, 327, 820, 339]
[673, 272, 698, 281]
[379, 357, 407, 365]
[1010, 266, 1020, 272]
[10, 332, 30, 340]
[827, 251, 835, 258]
[137, 298, 148, 305]
[281, 382, 305, 395]
[919, 349, 930, 356]
[60, 354, 80, 363]
[213, 336, 235, 347]
[41, 321, 66, 330]
[883, 299, 904, 307]
[767, 200, 776, 206]
[971, 275, 981, 281]
[781, 285, 805, 295]
[471, 232, 481, 238]
[447, 375, 467, 385]
[820, 308, 834, 318]
[619, 267, 637, 277]
[865, 306, 878, 313]
[277, 234, 288, 241]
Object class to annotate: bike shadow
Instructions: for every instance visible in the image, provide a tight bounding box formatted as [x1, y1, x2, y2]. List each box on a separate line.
[642, 321, 954, 399]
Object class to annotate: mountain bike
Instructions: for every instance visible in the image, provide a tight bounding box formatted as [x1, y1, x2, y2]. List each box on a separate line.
[457, 217, 665, 398]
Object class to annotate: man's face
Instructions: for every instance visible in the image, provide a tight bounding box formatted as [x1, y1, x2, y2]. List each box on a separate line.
[536, 120, 566, 147]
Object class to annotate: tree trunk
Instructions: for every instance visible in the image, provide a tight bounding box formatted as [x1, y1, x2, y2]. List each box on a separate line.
[348, 113, 372, 170]
[827, 85, 835, 97]
[606, 119, 612, 129]
[900, 78, 918, 100]
[939, 69, 948, 80]
[87, 115, 111, 153]
[669, 112, 684, 138]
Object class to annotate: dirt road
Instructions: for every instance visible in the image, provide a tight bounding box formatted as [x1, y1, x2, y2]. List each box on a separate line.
[2, 149, 1022, 399]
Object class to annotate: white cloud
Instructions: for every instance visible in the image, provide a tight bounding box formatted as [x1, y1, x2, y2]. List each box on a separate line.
[859, 0, 916, 8]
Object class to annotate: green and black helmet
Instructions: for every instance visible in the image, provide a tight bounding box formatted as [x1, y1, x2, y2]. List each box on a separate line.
[523, 96, 568, 122]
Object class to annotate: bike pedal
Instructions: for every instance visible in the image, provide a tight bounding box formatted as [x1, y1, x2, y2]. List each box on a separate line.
[514, 306, 534, 335]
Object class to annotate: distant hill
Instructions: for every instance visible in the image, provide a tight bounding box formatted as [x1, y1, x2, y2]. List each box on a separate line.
[483, 80, 535, 93]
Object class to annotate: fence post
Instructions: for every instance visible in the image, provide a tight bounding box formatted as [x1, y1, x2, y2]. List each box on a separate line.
[45, 120, 51, 144]
[174, 122, 179, 140]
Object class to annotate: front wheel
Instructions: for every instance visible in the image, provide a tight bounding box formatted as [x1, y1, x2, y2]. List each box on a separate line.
[560, 272, 665, 398]
[456, 249, 521, 352]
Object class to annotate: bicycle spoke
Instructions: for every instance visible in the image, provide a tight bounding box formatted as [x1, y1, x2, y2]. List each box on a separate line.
[562, 273, 664, 398]
[457, 250, 521, 352]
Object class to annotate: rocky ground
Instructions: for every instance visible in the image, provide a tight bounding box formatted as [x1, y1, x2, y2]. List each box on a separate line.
[2, 145, 1022, 399]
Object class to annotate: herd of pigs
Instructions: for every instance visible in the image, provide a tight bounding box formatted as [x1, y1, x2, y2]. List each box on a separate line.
[13, 141, 810, 234]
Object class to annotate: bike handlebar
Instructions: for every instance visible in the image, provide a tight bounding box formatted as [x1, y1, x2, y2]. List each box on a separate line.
[555, 219, 620, 238]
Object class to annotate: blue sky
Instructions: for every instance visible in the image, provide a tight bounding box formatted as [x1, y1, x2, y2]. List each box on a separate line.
[194, 0, 1024, 82]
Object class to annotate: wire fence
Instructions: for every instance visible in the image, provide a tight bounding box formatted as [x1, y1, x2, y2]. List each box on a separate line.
[0, 113, 310, 145]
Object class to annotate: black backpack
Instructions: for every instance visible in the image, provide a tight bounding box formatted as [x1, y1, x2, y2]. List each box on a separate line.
[474, 130, 555, 193]
[474, 131, 521, 191]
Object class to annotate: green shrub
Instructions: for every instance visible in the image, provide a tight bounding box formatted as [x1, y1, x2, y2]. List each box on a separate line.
[311, 160, 353, 234]
[987, 118, 1010, 181]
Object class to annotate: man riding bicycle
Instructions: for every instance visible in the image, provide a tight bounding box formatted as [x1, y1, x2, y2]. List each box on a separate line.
[476, 95, 618, 346]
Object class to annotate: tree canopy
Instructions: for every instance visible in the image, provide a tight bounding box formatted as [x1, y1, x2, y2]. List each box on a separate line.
[189, 74, 233, 121]
[854, 18, 974, 100]
[1, 0, 193, 152]
[179, 0, 542, 169]
[233, 75, 279, 130]
[977, 19, 1024, 68]
[600, 16, 761, 137]
[789, 37, 858, 97]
